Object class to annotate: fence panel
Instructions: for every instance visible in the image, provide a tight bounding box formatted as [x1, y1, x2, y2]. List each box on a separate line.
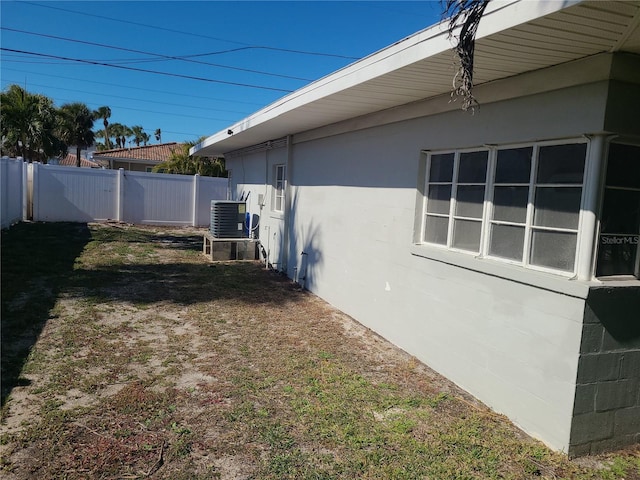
[1, 158, 26, 229]
[123, 171, 194, 225]
[196, 176, 229, 226]
[32, 164, 118, 222]
[27, 166, 228, 226]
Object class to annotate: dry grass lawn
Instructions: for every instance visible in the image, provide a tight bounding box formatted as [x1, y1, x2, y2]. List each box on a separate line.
[1, 222, 638, 479]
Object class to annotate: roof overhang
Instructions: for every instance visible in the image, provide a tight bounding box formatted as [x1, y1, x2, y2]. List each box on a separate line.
[191, 0, 640, 157]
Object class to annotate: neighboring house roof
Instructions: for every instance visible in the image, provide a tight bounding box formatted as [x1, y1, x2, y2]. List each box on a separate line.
[192, 0, 640, 157]
[93, 142, 184, 165]
[58, 153, 101, 168]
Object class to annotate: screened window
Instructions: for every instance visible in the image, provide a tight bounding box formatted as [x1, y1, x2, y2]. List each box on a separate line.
[422, 141, 588, 275]
[274, 164, 286, 213]
[596, 143, 640, 278]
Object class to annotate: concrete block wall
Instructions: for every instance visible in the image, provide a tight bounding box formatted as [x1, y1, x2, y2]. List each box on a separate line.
[570, 286, 640, 456]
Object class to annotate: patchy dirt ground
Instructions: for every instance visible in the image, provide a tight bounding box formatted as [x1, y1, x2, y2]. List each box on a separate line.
[1, 222, 638, 479]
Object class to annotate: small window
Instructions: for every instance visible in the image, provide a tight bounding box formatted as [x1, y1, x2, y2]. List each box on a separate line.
[424, 150, 488, 253]
[529, 143, 586, 271]
[596, 143, 640, 278]
[274, 164, 286, 213]
[488, 146, 532, 261]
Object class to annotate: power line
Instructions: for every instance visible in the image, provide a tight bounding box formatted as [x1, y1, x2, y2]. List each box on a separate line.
[1, 48, 294, 93]
[1, 27, 314, 82]
[51, 95, 235, 123]
[0, 78, 252, 116]
[0, 67, 264, 106]
[21, 1, 359, 61]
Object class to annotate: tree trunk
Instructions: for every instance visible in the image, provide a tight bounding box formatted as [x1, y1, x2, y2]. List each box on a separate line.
[76, 146, 81, 167]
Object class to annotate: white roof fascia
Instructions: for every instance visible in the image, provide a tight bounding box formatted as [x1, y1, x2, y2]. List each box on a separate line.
[190, 0, 583, 157]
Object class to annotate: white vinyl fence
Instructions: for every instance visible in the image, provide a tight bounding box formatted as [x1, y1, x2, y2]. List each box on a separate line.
[2, 161, 228, 227]
[1, 158, 27, 229]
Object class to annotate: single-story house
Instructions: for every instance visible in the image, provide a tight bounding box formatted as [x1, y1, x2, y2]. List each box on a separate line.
[92, 142, 184, 172]
[191, 0, 640, 456]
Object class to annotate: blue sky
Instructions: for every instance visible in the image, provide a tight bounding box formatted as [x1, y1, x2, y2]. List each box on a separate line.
[1, 1, 443, 146]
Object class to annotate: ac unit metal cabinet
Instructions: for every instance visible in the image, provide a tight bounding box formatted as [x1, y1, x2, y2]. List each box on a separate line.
[210, 201, 247, 238]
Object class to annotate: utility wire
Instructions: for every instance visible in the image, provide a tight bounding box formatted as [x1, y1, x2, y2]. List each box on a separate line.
[0, 48, 294, 93]
[0, 78, 251, 115]
[21, 1, 359, 60]
[1, 67, 264, 106]
[1, 27, 314, 82]
[52, 96, 235, 122]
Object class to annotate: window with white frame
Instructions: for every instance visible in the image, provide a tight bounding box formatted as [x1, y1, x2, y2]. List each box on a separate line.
[274, 164, 286, 213]
[421, 140, 588, 275]
[596, 143, 640, 278]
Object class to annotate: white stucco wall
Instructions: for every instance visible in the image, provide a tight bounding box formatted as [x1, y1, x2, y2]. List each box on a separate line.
[229, 145, 289, 269]
[225, 79, 613, 451]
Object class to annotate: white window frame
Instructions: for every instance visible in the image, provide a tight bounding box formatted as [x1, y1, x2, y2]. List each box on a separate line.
[273, 164, 286, 213]
[422, 148, 490, 255]
[419, 138, 589, 278]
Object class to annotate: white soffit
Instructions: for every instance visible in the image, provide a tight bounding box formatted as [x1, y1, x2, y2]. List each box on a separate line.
[192, 0, 640, 157]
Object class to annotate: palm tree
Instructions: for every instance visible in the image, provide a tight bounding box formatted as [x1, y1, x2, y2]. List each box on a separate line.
[110, 123, 124, 148]
[58, 102, 95, 167]
[109, 123, 132, 149]
[152, 142, 226, 177]
[121, 125, 133, 149]
[154, 128, 161, 143]
[0, 85, 63, 162]
[131, 125, 146, 147]
[30, 94, 65, 162]
[141, 132, 150, 146]
[93, 106, 112, 149]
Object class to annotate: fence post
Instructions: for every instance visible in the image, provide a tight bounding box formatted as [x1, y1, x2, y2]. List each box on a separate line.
[192, 173, 200, 227]
[22, 160, 28, 222]
[30, 162, 38, 221]
[117, 168, 125, 222]
[1, 159, 7, 228]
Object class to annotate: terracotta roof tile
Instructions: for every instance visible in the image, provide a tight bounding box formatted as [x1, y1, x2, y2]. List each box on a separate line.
[93, 142, 184, 163]
[58, 153, 101, 168]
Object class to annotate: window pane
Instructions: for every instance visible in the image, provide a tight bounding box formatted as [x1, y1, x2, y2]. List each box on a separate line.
[597, 144, 640, 277]
[530, 230, 577, 272]
[276, 165, 285, 182]
[489, 224, 525, 261]
[452, 218, 482, 252]
[493, 186, 528, 223]
[430, 153, 454, 182]
[427, 185, 452, 214]
[533, 187, 582, 229]
[596, 239, 638, 277]
[600, 189, 640, 234]
[537, 144, 586, 184]
[495, 147, 532, 183]
[458, 151, 488, 183]
[606, 144, 640, 189]
[455, 185, 485, 218]
[425, 215, 449, 245]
